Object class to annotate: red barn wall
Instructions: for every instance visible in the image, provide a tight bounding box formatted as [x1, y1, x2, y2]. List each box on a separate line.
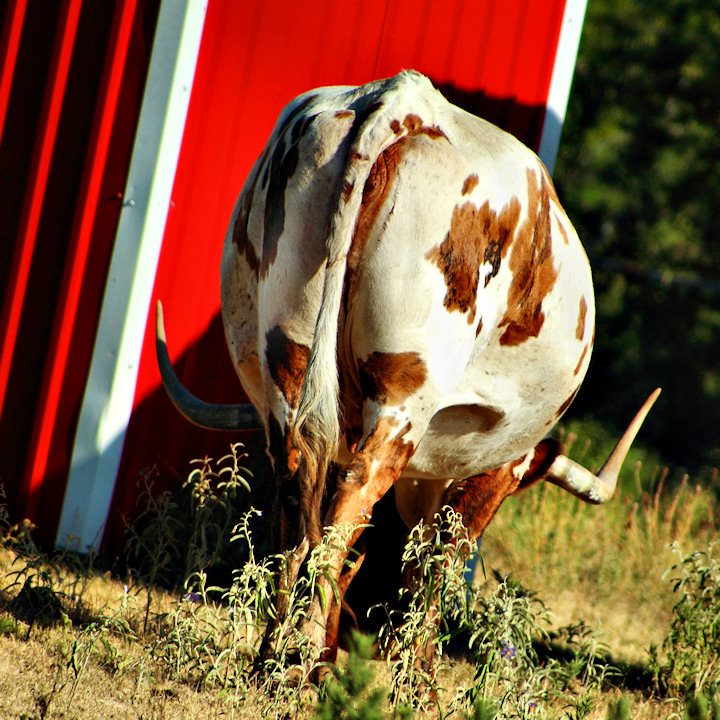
[0, 0, 585, 553]
[0, 0, 161, 546]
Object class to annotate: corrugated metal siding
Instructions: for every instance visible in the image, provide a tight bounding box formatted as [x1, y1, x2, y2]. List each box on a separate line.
[0, 0, 584, 552]
[0, 0, 160, 545]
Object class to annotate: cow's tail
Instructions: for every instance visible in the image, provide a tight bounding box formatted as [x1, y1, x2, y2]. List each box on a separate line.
[289, 73, 439, 544]
[289, 114, 389, 545]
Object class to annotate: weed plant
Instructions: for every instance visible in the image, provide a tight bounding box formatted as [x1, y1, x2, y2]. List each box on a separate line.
[483, 455, 718, 664]
[649, 540, 720, 701]
[0, 432, 718, 719]
[150, 506, 363, 717]
[377, 509, 614, 719]
[378, 508, 475, 711]
[124, 443, 254, 587]
[123, 444, 255, 632]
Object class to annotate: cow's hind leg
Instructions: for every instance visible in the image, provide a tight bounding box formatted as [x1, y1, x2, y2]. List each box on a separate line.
[300, 414, 417, 667]
[443, 439, 559, 542]
[380, 441, 560, 675]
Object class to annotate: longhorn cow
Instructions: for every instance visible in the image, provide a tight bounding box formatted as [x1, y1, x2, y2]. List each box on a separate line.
[156, 71, 659, 663]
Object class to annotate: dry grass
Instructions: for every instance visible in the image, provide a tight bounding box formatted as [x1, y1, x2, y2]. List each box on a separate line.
[0, 456, 718, 719]
[482, 464, 717, 660]
[0, 624, 271, 719]
[0, 545, 271, 720]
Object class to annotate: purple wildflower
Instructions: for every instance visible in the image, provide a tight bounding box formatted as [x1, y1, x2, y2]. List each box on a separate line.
[500, 642, 517, 660]
[183, 591, 201, 603]
[521, 692, 539, 711]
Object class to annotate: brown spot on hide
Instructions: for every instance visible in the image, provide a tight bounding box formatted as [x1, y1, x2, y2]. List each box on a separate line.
[556, 387, 579, 418]
[442, 439, 560, 538]
[497, 169, 558, 345]
[231, 183, 259, 276]
[574, 343, 589, 376]
[335, 109, 354, 119]
[462, 174, 479, 195]
[358, 352, 427, 408]
[387, 114, 447, 140]
[402, 113, 447, 140]
[265, 326, 311, 408]
[259, 95, 319, 279]
[576, 297, 587, 340]
[426, 196, 520, 323]
[358, 351, 427, 406]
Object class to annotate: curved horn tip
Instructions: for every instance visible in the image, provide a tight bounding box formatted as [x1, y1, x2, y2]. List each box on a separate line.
[156, 300, 167, 343]
[594, 386, 662, 488]
[546, 386, 662, 505]
[646, 387, 662, 409]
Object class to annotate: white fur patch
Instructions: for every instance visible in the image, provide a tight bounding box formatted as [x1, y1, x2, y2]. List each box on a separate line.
[512, 449, 535, 480]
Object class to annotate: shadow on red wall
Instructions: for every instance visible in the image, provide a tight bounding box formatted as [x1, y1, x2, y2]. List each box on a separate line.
[433, 81, 549, 156]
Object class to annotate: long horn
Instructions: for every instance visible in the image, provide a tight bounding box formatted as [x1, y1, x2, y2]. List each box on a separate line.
[155, 301, 263, 431]
[545, 388, 661, 504]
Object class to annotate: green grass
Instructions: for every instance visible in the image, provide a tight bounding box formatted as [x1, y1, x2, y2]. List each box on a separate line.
[1, 439, 718, 719]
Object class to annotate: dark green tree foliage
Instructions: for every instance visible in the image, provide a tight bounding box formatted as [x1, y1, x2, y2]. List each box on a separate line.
[554, 0, 720, 475]
[314, 632, 393, 720]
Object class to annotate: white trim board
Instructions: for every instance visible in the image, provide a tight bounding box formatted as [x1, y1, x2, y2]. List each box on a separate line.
[538, 0, 588, 175]
[57, 0, 208, 550]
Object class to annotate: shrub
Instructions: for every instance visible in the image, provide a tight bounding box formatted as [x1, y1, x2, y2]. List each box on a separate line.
[649, 541, 720, 699]
[313, 631, 389, 720]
